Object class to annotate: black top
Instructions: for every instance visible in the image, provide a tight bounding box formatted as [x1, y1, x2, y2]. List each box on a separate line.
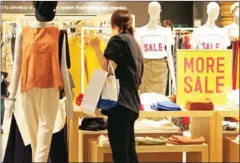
[104, 33, 144, 114]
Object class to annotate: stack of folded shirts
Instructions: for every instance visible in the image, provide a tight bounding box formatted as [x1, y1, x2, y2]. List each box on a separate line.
[134, 119, 180, 132]
[136, 136, 167, 145]
[185, 98, 214, 111]
[151, 101, 181, 111]
[168, 135, 205, 145]
[98, 135, 109, 147]
[140, 93, 170, 111]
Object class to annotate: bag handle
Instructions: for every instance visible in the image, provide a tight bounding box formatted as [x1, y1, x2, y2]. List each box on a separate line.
[107, 61, 116, 76]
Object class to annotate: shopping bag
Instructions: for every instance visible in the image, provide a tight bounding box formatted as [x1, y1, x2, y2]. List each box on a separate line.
[97, 62, 120, 110]
[81, 69, 108, 116]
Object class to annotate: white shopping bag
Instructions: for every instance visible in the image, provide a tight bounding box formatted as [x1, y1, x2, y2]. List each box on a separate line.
[81, 69, 108, 116]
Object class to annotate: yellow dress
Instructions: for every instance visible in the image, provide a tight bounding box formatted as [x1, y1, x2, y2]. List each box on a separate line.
[68, 36, 88, 99]
[84, 38, 107, 82]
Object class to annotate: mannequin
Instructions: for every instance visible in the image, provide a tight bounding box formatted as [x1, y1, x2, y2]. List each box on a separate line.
[190, 2, 230, 49]
[224, 2, 239, 38]
[136, 2, 176, 95]
[189, 3, 230, 161]
[6, 2, 73, 162]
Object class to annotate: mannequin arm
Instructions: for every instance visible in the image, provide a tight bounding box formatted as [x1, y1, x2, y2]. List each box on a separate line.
[61, 35, 73, 116]
[9, 29, 22, 99]
[166, 46, 176, 93]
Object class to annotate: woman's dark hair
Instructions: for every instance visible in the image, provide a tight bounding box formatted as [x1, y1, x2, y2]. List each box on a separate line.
[163, 20, 173, 30]
[111, 10, 134, 35]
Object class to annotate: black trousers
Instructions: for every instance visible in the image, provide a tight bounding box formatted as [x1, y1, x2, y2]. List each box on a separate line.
[48, 125, 68, 163]
[107, 106, 139, 163]
[3, 116, 68, 163]
[3, 116, 32, 163]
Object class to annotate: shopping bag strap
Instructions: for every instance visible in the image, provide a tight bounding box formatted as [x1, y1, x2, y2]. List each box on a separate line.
[107, 61, 116, 76]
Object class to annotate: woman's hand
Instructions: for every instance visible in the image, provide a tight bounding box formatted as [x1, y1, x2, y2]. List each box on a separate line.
[90, 37, 101, 50]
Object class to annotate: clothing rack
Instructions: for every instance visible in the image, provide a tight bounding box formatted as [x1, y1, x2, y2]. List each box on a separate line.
[173, 27, 194, 37]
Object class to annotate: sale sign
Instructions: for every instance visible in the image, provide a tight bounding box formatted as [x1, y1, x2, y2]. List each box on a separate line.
[177, 50, 232, 105]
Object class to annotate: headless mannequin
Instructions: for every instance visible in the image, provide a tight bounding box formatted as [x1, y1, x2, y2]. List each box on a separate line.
[136, 2, 176, 94]
[224, 2, 239, 38]
[7, 16, 73, 162]
[189, 4, 230, 160]
[190, 2, 230, 50]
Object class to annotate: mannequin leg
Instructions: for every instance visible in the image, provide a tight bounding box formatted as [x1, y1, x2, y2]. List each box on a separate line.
[21, 88, 40, 160]
[34, 88, 59, 162]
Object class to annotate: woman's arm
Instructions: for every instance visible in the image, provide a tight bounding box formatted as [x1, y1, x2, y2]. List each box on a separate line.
[90, 38, 117, 72]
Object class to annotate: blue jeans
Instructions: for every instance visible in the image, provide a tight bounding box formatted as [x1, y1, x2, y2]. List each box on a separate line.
[1, 98, 5, 126]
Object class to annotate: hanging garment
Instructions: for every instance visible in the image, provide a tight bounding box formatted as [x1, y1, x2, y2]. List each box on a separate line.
[11, 36, 16, 61]
[68, 36, 88, 97]
[21, 26, 63, 92]
[84, 38, 106, 82]
[184, 35, 191, 49]
[1, 98, 5, 126]
[232, 41, 240, 89]
[1, 43, 13, 81]
[48, 125, 68, 163]
[3, 116, 32, 163]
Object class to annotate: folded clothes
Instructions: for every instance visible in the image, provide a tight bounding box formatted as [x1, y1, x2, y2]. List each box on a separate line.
[222, 121, 239, 131]
[185, 98, 214, 111]
[98, 135, 109, 147]
[98, 135, 168, 146]
[134, 119, 180, 132]
[151, 101, 181, 111]
[79, 118, 107, 131]
[136, 136, 167, 145]
[168, 135, 205, 145]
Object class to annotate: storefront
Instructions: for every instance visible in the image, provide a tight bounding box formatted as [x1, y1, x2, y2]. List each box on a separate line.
[1, 1, 239, 163]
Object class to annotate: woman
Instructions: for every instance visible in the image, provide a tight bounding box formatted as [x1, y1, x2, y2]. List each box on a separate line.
[90, 10, 143, 163]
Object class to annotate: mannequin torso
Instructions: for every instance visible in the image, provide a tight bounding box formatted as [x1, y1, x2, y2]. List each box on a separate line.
[136, 2, 176, 94]
[190, 2, 230, 49]
[9, 18, 73, 117]
[136, 26, 173, 59]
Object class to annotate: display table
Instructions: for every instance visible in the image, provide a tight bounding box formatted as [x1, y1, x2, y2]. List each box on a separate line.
[79, 129, 182, 162]
[215, 109, 239, 162]
[68, 106, 216, 162]
[88, 140, 208, 162]
[222, 136, 239, 162]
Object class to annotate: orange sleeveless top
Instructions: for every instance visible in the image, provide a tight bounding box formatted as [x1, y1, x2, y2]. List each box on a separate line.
[21, 26, 63, 92]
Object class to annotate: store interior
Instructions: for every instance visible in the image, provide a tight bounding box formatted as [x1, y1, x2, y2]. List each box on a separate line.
[1, 1, 239, 163]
